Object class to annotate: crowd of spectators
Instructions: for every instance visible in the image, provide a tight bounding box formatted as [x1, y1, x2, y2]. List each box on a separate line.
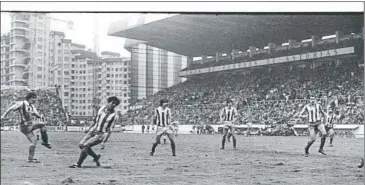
[0, 88, 67, 126]
[128, 60, 364, 126]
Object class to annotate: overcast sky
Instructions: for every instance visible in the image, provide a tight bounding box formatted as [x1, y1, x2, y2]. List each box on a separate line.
[1, 13, 175, 57]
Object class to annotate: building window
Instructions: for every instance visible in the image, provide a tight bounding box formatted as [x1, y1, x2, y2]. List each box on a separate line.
[37, 44, 42, 49]
[37, 67, 42, 71]
[37, 74, 42, 78]
[124, 68, 127, 72]
[64, 92, 69, 96]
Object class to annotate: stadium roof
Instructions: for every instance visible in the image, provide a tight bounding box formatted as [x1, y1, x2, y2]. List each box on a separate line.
[108, 13, 363, 57]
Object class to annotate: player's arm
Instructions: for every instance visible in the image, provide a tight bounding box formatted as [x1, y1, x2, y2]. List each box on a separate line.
[31, 105, 42, 119]
[298, 105, 307, 119]
[219, 108, 225, 123]
[232, 108, 238, 124]
[150, 109, 157, 130]
[1, 102, 22, 120]
[85, 106, 102, 133]
[101, 115, 118, 149]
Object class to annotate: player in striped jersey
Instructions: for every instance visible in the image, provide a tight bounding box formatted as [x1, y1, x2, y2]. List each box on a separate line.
[298, 97, 328, 157]
[1, 92, 52, 163]
[69, 96, 120, 168]
[220, 99, 238, 149]
[325, 109, 341, 147]
[150, 99, 176, 156]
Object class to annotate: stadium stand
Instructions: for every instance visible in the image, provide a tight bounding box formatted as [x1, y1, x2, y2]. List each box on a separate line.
[127, 34, 364, 127]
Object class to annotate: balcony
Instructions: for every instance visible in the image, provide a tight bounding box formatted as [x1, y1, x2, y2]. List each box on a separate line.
[11, 47, 27, 53]
[10, 78, 27, 83]
[11, 33, 28, 38]
[10, 63, 27, 68]
[12, 26, 28, 31]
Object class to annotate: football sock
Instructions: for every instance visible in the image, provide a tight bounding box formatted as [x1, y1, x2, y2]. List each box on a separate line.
[170, 140, 176, 155]
[41, 131, 48, 144]
[233, 138, 236, 148]
[221, 137, 226, 149]
[319, 136, 326, 151]
[86, 148, 98, 159]
[151, 143, 158, 154]
[330, 137, 333, 145]
[28, 145, 36, 160]
[305, 140, 314, 153]
[77, 150, 88, 166]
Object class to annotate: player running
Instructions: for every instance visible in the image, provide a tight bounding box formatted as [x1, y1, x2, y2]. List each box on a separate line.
[69, 96, 120, 168]
[325, 109, 341, 147]
[298, 96, 328, 157]
[1, 92, 52, 163]
[220, 99, 238, 149]
[150, 99, 176, 156]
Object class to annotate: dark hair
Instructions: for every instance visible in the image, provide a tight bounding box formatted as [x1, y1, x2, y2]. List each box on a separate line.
[107, 96, 120, 106]
[160, 99, 168, 106]
[226, 99, 233, 104]
[25, 92, 37, 101]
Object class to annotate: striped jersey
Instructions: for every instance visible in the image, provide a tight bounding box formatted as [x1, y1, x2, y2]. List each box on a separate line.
[91, 105, 118, 133]
[326, 113, 340, 126]
[9, 101, 39, 123]
[153, 106, 171, 127]
[220, 106, 238, 122]
[300, 103, 325, 123]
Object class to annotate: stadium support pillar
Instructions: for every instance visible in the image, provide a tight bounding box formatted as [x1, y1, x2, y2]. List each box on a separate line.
[268, 43, 276, 55]
[215, 52, 220, 63]
[335, 31, 343, 44]
[231, 49, 239, 61]
[187, 56, 193, 68]
[288, 39, 297, 50]
[202, 55, 207, 64]
[311, 36, 319, 47]
[249, 46, 257, 58]
[336, 58, 342, 66]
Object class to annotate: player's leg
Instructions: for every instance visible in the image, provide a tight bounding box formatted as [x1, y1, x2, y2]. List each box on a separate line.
[82, 134, 103, 166]
[167, 132, 176, 156]
[150, 129, 163, 156]
[304, 125, 317, 157]
[31, 122, 51, 148]
[70, 132, 95, 168]
[318, 124, 327, 155]
[328, 128, 334, 147]
[227, 131, 232, 142]
[221, 127, 228, 149]
[231, 127, 237, 149]
[23, 130, 39, 163]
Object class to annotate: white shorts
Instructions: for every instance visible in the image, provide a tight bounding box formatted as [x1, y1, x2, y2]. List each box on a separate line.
[156, 126, 174, 136]
[223, 121, 235, 129]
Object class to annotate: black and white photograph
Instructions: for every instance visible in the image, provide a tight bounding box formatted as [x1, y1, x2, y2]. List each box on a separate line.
[0, 2, 364, 185]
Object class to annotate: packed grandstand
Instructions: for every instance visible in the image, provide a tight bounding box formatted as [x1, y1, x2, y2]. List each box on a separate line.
[127, 33, 364, 129]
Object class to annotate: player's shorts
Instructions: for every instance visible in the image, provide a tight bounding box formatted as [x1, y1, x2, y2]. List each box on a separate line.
[80, 131, 105, 148]
[19, 121, 45, 134]
[223, 121, 235, 129]
[156, 126, 174, 136]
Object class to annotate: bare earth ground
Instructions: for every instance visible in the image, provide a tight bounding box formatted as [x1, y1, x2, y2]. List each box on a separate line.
[1, 131, 364, 185]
